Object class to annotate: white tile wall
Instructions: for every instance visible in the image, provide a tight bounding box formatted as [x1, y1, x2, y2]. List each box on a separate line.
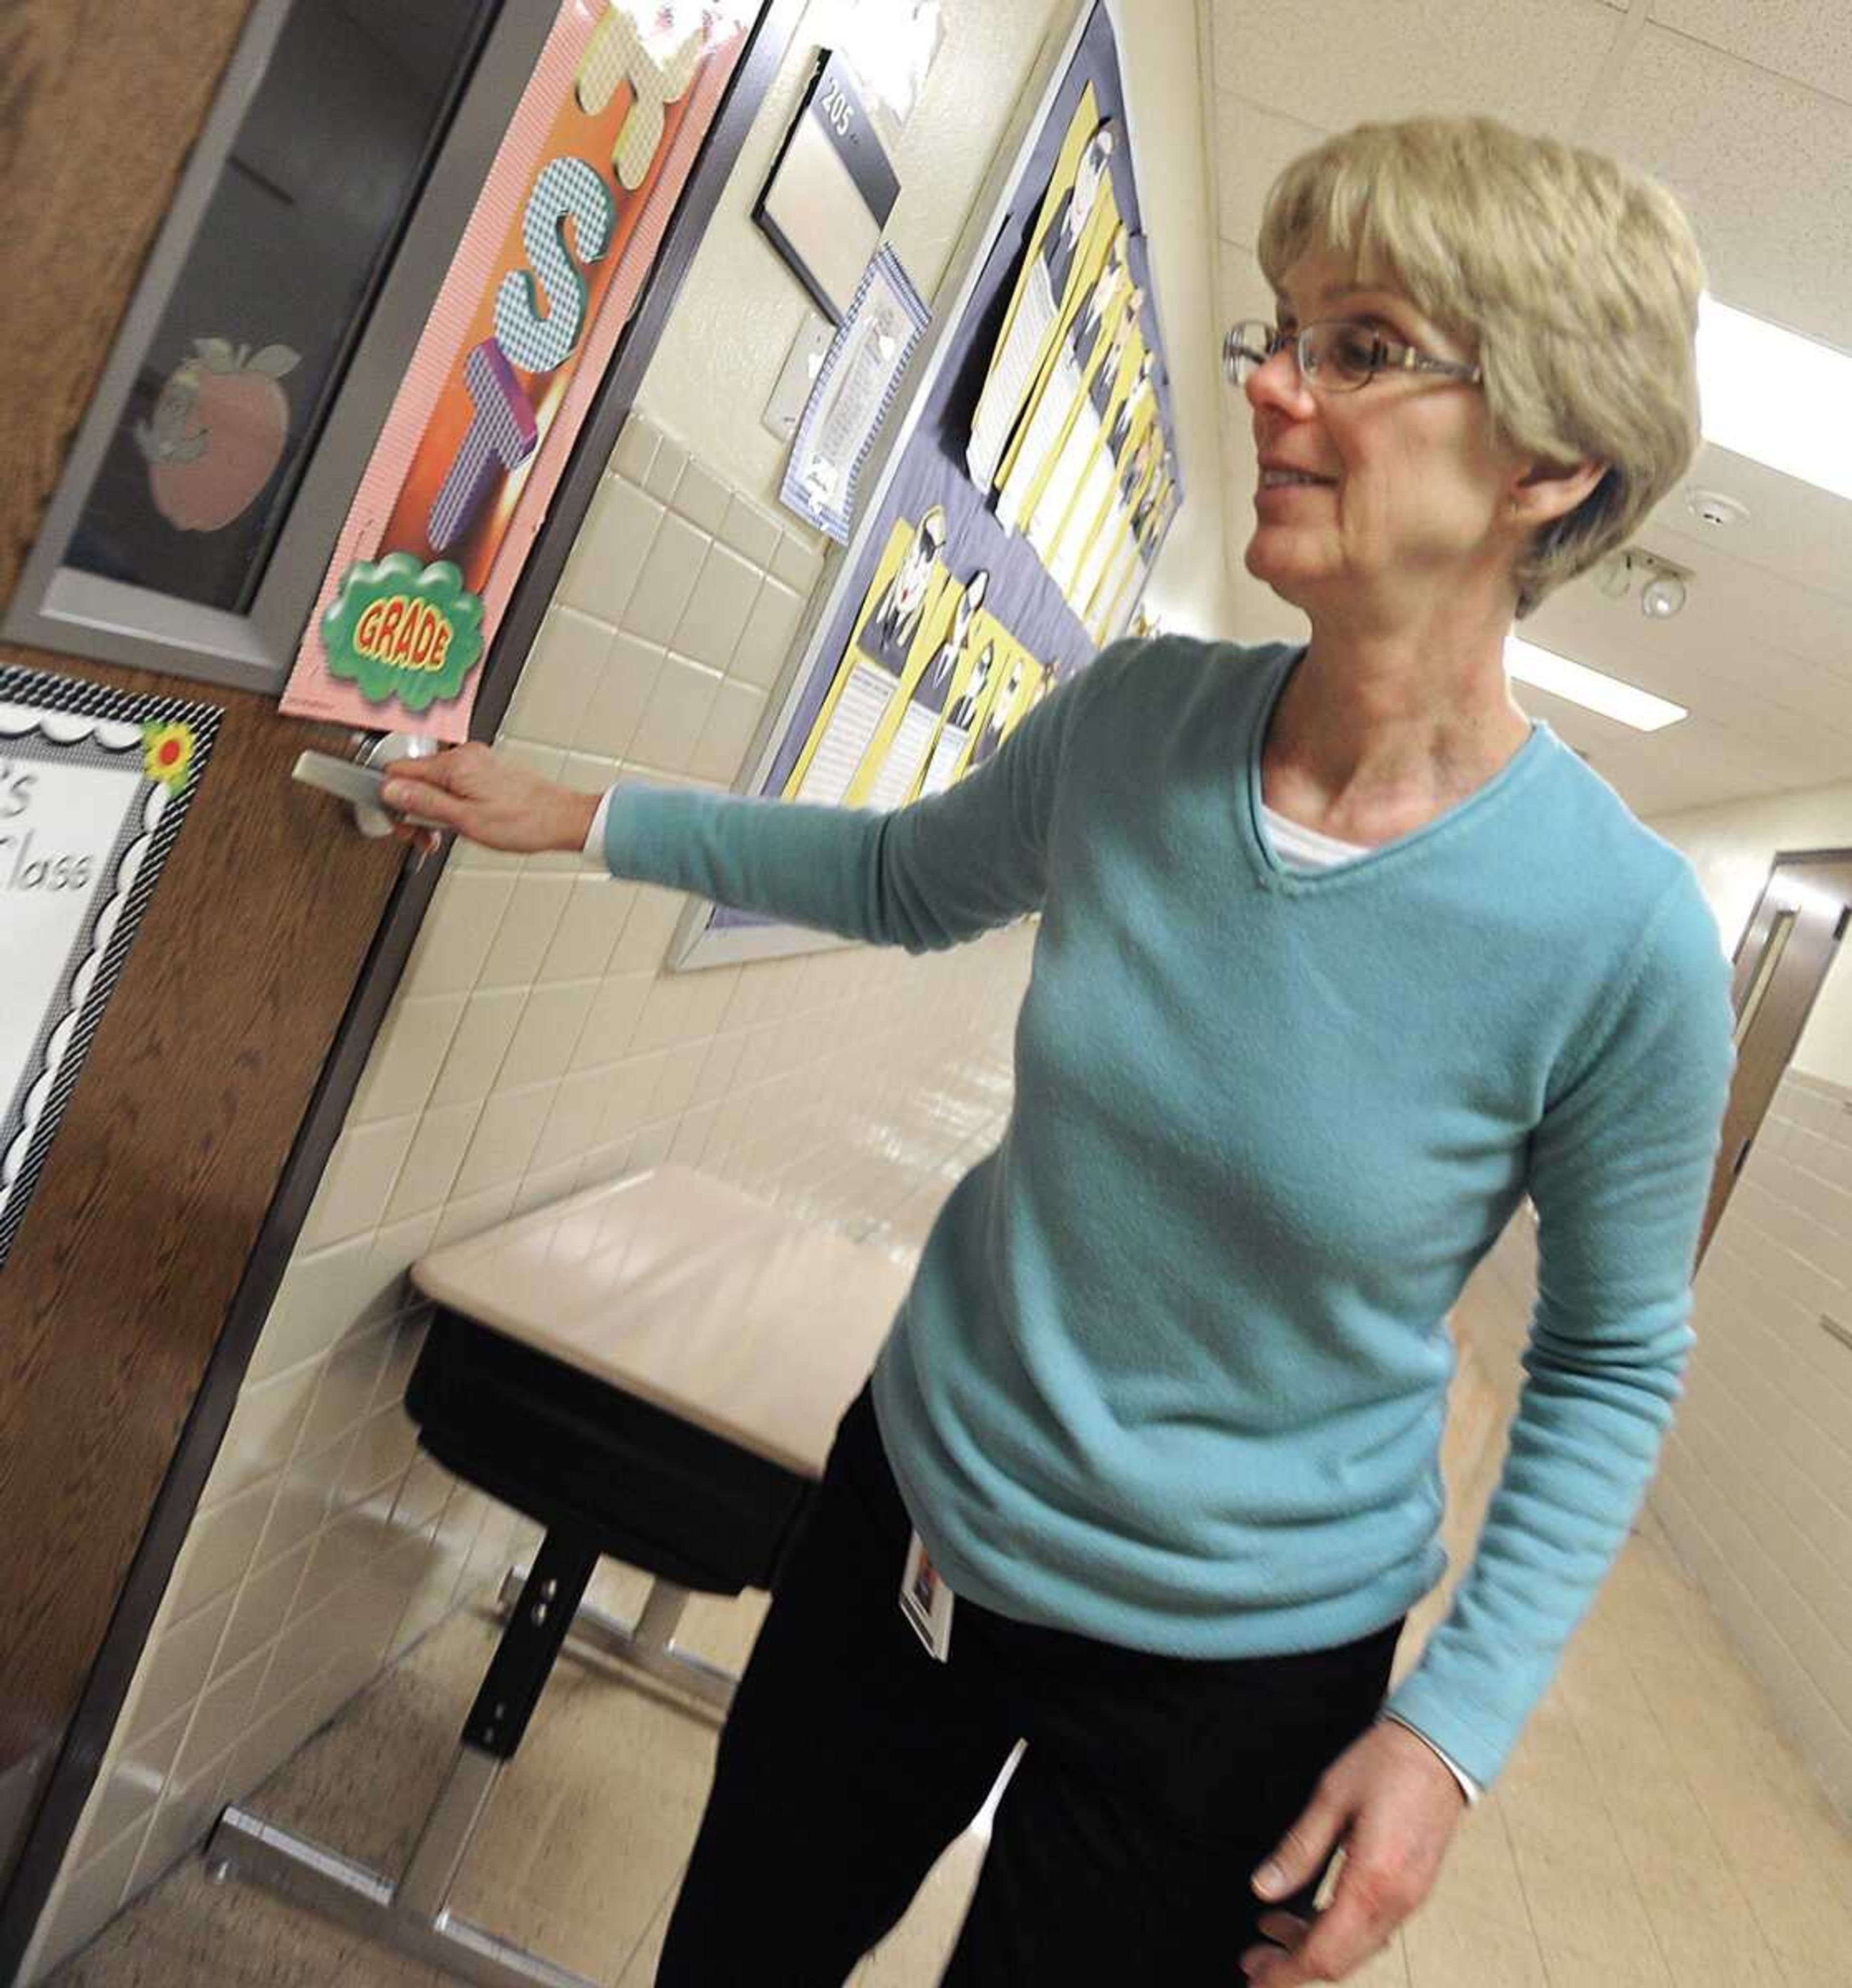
[28, 412, 1038, 1979]
[1461, 1069, 1852, 1829]
[1655, 1067, 1852, 1823]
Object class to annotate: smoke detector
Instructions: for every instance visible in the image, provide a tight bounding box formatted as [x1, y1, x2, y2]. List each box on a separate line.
[1686, 490, 1749, 531]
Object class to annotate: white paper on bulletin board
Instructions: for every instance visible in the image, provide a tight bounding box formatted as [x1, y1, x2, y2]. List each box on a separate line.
[0, 671, 221, 1269]
[0, 758, 143, 1088]
[781, 245, 930, 544]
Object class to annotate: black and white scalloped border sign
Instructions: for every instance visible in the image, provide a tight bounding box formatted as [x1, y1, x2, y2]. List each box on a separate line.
[0, 666, 222, 1270]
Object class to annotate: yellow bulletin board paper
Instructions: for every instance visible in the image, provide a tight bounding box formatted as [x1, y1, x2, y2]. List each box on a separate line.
[675, 0, 1183, 972]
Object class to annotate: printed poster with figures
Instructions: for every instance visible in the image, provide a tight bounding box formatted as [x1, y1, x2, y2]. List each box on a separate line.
[0, 667, 222, 1270]
[676, 0, 1179, 968]
[280, 0, 759, 741]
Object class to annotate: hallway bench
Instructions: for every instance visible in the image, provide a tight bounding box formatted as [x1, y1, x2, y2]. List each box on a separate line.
[208, 1163, 912, 1988]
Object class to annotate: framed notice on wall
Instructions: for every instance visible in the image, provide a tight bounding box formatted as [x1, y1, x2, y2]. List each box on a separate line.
[672, 0, 1180, 971]
[0, 669, 222, 1270]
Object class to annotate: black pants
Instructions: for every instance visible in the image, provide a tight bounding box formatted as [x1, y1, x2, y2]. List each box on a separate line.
[655, 1384, 1403, 1986]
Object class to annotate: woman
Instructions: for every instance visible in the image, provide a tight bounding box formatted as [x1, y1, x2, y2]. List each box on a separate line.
[383, 115, 1736, 1986]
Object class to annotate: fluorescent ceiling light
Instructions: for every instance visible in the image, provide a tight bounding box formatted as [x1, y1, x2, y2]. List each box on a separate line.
[1697, 294, 1852, 501]
[1505, 636, 1688, 732]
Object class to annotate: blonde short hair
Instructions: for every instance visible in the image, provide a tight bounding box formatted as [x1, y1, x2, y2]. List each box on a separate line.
[1255, 115, 1706, 620]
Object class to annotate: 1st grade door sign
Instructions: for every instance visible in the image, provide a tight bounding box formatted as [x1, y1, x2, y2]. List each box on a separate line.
[280, 0, 755, 740]
[0, 668, 220, 1269]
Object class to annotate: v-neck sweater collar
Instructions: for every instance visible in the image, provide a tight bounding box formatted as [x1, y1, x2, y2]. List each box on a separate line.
[1242, 642, 1555, 893]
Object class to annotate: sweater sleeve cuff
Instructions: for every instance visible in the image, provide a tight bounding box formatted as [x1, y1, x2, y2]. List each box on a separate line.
[1376, 1712, 1481, 1806]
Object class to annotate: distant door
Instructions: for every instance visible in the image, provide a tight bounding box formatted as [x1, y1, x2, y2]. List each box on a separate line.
[1699, 851, 1852, 1263]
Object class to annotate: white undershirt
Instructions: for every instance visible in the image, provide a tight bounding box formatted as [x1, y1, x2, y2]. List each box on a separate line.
[584, 785, 618, 859]
[1260, 801, 1371, 869]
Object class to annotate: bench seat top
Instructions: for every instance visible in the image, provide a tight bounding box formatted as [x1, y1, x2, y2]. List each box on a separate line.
[409, 1165, 913, 1477]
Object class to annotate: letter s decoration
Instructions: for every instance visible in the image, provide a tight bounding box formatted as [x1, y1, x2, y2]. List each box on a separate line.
[492, 156, 616, 374]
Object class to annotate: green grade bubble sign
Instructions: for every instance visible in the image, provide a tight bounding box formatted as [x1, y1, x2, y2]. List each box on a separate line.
[321, 553, 485, 713]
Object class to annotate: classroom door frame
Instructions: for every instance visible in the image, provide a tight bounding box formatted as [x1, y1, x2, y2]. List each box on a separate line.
[1699, 847, 1852, 1266]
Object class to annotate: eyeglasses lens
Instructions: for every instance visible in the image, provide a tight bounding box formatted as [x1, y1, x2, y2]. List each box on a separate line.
[1224, 321, 1275, 385]
[1225, 321, 1379, 391]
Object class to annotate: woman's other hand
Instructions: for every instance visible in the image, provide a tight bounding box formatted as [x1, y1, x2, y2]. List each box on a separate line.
[380, 743, 599, 858]
[1239, 1720, 1467, 1983]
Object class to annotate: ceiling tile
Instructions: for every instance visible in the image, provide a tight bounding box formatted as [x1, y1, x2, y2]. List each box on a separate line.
[1212, 97, 1330, 253]
[1559, 730, 1715, 821]
[1651, 712, 1851, 803]
[1654, 445, 1852, 608]
[1216, 245, 1274, 329]
[1547, 707, 1841, 816]
[1648, 521, 1852, 687]
[1210, 0, 1622, 136]
[1651, 0, 1852, 109]
[1586, 26, 1852, 356]
[1225, 559, 1309, 648]
[1530, 576, 1852, 738]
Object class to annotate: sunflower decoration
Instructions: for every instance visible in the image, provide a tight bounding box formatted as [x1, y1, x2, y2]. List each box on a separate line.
[143, 721, 197, 790]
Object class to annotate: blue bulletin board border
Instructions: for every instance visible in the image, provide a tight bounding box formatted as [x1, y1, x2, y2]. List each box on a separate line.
[673, 0, 1180, 968]
[0, 667, 222, 1270]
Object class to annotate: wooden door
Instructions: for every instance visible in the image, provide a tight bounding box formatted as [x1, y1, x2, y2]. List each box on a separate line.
[0, 0, 414, 1907]
[1699, 852, 1852, 1261]
[0, 0, 798, 1962]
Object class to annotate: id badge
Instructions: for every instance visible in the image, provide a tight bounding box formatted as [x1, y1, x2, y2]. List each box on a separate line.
[899, 1529, 955, 1662]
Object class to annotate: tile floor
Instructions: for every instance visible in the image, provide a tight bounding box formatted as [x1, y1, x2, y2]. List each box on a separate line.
[43, 1331, 1852, 1988]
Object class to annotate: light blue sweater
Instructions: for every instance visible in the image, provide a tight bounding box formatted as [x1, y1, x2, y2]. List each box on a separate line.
[599, 634, 1735, 1789]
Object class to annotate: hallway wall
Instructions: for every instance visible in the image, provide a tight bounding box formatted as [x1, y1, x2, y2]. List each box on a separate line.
[1641, 782, 1852, 1823]
[1467, 1083, 1852, 1836]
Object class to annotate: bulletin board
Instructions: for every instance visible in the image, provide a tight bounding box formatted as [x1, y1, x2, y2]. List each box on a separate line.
[0, 668, 222, 1270]
[673, 0, 1179, 971]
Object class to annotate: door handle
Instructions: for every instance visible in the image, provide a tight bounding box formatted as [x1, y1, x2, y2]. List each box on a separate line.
[292, 732, 439, 839]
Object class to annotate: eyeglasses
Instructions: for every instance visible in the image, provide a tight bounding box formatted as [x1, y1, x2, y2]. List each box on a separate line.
[1223, 319, 1483, 394]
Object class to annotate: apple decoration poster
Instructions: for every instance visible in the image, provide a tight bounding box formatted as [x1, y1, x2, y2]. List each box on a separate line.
[280, 1, 753, 741]
[138, 340, 301, 539]
[62, 328, 307, 614]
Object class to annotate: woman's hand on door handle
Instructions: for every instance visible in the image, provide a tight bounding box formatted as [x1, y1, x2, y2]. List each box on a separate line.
[381, 743, 599, 857]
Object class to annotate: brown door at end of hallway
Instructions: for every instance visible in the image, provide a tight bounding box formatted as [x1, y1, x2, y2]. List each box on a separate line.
[0, 0, 413, 1918]
[1699, 851, 1852, 1263]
